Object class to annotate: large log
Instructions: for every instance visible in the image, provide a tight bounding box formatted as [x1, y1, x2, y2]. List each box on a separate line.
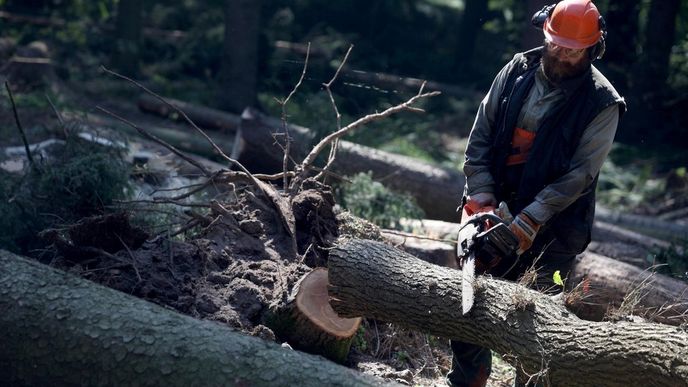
[0, 250, 393, 386]
[234, 109, 465, 221]
[382, 225, 688, 326]
[137, 94, 241, 133]
[569, 252, 688, 325]
[328, 239, 688, 387]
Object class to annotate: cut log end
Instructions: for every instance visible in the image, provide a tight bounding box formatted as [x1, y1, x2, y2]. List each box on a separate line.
[296, 268, 361, 339]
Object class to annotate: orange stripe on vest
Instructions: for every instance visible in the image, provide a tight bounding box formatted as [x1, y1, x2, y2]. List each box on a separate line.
[505, 127, 536, 166]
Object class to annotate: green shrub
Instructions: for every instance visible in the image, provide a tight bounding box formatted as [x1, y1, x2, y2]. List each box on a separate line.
[0, 134, 131, 256]
[338, 172, 424, 229]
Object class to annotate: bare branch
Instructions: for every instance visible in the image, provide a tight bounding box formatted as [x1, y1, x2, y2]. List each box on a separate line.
[45, 94, 66, 135]
[96, 105, 212, 177]
[314, 44, 354, 182]
[295, 87, 441, 185]
[279, 42, 310, 190]
[4, 81, 35, 170]
[99, 66, 254, 177]
[323, 44, 353, 131]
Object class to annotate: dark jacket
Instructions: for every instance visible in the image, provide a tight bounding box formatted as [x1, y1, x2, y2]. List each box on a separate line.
[491, 47, 625, 255]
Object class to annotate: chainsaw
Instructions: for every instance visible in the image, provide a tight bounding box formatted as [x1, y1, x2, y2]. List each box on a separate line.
[458, 201, 519, 315]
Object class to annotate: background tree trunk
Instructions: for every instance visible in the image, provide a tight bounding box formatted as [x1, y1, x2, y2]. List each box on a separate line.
[328, 239, 688, 387]
[600, 0, 641, 93]
[112, 0, 143, 76]
[217, 0, 262, 114]
[454, 0, 489, 81]
[0, 250, 392, 387]
[623, 0, 681, 145]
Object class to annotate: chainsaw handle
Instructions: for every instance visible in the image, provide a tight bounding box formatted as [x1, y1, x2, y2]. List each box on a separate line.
[458, 212, 508, 235]
[463, 200, 495, 217]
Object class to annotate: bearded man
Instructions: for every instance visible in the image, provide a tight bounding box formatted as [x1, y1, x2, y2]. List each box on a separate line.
[447, 1, 625, 386]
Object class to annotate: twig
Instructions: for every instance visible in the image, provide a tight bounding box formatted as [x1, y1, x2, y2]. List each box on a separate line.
[381, 229, 457, 244]
[315, 44, 354, 182]
[5, 81, 35, 169]
[99, 66, 255, 177]
[116, 235, 142, 282]
[96, 105, 212, 177]
[168, 219, 201, 238]
[279, 42, 310, 190]
[45, 94, 65, 129]
[114, 198, 210, 208]
[294, 83, 440, 187]
[323, 44, 352, 131]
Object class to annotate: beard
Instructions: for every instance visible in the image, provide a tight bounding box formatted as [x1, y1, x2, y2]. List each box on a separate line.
[541, 45, 591, 85]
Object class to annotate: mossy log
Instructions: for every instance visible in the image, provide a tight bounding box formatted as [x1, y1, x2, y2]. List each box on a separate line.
[268, 268, 361, 363]
[0, 250, 393, 387]
[328, 239, 688, 387]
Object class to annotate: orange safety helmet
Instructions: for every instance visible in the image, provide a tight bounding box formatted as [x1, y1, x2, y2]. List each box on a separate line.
[543, 0, 603, 49]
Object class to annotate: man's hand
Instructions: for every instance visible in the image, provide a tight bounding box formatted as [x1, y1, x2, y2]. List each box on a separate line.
[509, 213, 540, 255]
[466, 192, 497, 208]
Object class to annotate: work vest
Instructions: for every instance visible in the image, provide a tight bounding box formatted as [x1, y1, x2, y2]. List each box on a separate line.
[490, 47, 626, 255]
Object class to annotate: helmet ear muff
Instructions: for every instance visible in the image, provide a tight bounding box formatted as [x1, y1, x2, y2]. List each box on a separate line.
[532, 1, 608, 61]
[590, 15, 607, 60]
[531, 3, 558, 29]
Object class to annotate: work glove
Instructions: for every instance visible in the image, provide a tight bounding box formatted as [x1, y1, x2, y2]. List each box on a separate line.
[466, 192, 497, 209]
[508, 213, 540, 255]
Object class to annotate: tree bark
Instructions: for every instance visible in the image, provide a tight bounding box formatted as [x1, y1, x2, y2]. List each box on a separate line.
[234, 109, 465, 221]
[0, 250, 393, 387]
[217, 0, 262, 114]
[377, 223, 688, 326]
[328, 239, 688, 387]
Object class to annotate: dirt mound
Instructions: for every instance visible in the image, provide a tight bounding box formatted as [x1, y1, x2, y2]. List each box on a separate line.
[49, 178, 340, 338]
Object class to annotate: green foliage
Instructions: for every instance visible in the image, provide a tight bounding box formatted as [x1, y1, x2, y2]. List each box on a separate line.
[337, 172, 424, 229]
[0, 134, 131, 256]
[352, 326, 368, 352]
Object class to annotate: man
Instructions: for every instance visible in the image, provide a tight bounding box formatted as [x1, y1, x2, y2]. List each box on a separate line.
[447, 1, 625, 386]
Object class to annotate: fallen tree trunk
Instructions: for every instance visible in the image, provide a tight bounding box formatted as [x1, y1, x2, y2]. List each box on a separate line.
[397, 217, 669, 269]
[379, 226, 688, 326]
[234, 109, 465, 221]
[267, 268, 362, 364]
[596, 205, 688, 241]
[569, 252, 688, 325]
[137, 94, 241, 133]
[328, 239, 688, 387]
[273, 40, 483, 100]
[0, 250, 392, 387]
